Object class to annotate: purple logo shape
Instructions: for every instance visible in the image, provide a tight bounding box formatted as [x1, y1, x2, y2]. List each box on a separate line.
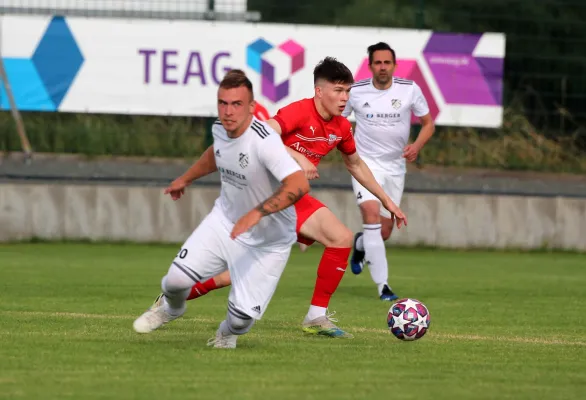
[423, 33, 503, 106]
[246, 38, 305, 103]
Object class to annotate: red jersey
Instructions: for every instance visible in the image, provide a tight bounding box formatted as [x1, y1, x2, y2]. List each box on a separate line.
[272, 98, 356, 166]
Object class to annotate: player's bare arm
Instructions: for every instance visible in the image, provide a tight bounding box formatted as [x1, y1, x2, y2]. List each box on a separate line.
[265, 118, 282, 134]
[341, 152, 407, 228]
[266, 118, 320, 180]
[164, 145, 218, 201]
[285, 149, 319, 180]
[403, 114, 435, 163]
[230, 170, 310, 239]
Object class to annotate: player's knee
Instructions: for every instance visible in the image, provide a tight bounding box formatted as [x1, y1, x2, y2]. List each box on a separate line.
[331, 227, 353, 248]
[360, 201, 382, 225]
[227, 311, 254, 335]
[162, 264, 197, 295]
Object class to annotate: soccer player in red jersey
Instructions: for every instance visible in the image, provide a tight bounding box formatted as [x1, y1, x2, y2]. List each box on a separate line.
[154, 58, 407, 339]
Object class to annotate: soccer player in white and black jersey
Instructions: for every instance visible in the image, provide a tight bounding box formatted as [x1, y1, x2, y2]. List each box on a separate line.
[132, 70, 310, 348]
[342, 42, 435, 301]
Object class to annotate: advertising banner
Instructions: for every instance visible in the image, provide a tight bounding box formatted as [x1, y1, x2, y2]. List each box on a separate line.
[0, 15, 505, 127]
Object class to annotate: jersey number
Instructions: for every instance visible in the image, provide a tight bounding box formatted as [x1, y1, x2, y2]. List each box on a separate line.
[177, 249, 188, 259]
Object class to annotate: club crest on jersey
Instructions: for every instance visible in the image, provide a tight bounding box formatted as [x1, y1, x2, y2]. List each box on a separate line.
[391, 99, 402, 109]
[239, 152, 249, 169]
[327, 133, 337, 146]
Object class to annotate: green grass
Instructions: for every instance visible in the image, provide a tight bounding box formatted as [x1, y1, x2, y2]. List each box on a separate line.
[0, 243, 585, 399]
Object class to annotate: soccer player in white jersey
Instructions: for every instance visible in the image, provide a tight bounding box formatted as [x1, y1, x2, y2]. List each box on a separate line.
[132, 70, 310, 349]
[342, 42, 435, 301]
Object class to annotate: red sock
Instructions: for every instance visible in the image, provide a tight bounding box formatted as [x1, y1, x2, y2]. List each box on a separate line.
[187, 278, 219, 300]
[310, 247, 351, 308]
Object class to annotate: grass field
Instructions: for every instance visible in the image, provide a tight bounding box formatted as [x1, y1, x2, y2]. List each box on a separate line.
[1, 243, 585, 399]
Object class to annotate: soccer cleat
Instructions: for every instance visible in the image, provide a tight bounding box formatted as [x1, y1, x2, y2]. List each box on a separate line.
[132, 293, 182, 333]
[152, 293, 165, 308]
[350, 232, 365, 275]
[380, 285, 399, 301]
[207, 329, 238, 349]
[302, 311, 354, 339]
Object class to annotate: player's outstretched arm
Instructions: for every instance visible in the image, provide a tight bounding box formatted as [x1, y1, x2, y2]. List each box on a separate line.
[341, 152, 407, 228]
[164, 145, 218, 201]
[230, 170, 309, 239]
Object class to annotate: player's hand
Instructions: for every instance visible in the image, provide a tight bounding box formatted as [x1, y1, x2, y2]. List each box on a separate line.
[297, 155, 319, 180]
[231, 209, 263, 239]
[403, 143, 421, 163]
[382, 198, 408, 229]
[164, 177, 189, 201]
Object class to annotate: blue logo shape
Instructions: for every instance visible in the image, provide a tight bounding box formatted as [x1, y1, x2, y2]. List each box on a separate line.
[32, 16, 84, 108]
[0, 59, 55, 110]
[246, 38, 273, 74]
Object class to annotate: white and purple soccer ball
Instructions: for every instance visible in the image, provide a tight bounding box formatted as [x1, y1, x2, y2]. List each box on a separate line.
[387, 298, 430, 341]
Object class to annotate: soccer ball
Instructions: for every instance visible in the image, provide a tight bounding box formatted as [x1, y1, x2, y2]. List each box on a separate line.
[387, 298, 430, 341]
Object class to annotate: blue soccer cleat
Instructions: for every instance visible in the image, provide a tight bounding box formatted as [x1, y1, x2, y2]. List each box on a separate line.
[380, 285, 399, 301]
[350, 232, 365, 275]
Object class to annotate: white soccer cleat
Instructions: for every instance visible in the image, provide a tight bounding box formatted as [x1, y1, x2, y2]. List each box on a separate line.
[206, 329, 238, 349]
[133, 294, 182, 334]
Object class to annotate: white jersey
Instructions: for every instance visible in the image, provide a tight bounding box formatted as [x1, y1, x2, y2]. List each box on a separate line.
[211, 117, 301, 249]
[343, 77, 430, 174]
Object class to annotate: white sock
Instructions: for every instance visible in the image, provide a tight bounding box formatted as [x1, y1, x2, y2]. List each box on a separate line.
[163, 295, 187, 316]
[219, 320, 237, 337]
[160, 275, 189, 316]
[306, 305, 327, 321]
[356, 235, 364, 251]
[363, 224, 388, 287]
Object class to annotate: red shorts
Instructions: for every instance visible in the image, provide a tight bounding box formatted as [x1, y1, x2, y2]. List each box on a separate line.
[294, 194, 326, 245]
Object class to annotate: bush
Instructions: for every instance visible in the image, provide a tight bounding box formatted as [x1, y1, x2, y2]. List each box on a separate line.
[0, 112, 206, 158]
[1, 107, 585, 173]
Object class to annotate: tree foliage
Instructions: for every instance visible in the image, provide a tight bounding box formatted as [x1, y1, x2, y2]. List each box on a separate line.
[250, 0, 586, 138]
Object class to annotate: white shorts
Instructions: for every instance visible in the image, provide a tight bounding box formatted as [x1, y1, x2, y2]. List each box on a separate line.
[351, 169, 405, 219]
[173, 209, 291, 320]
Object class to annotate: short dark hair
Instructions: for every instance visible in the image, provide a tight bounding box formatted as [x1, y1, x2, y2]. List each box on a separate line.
[219, 69, 254, 99]
[313, 57, 354, 85]
[368, 42, 396, 64]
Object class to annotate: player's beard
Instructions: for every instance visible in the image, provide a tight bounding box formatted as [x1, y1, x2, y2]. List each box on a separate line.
[374, 73, 391, 86]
